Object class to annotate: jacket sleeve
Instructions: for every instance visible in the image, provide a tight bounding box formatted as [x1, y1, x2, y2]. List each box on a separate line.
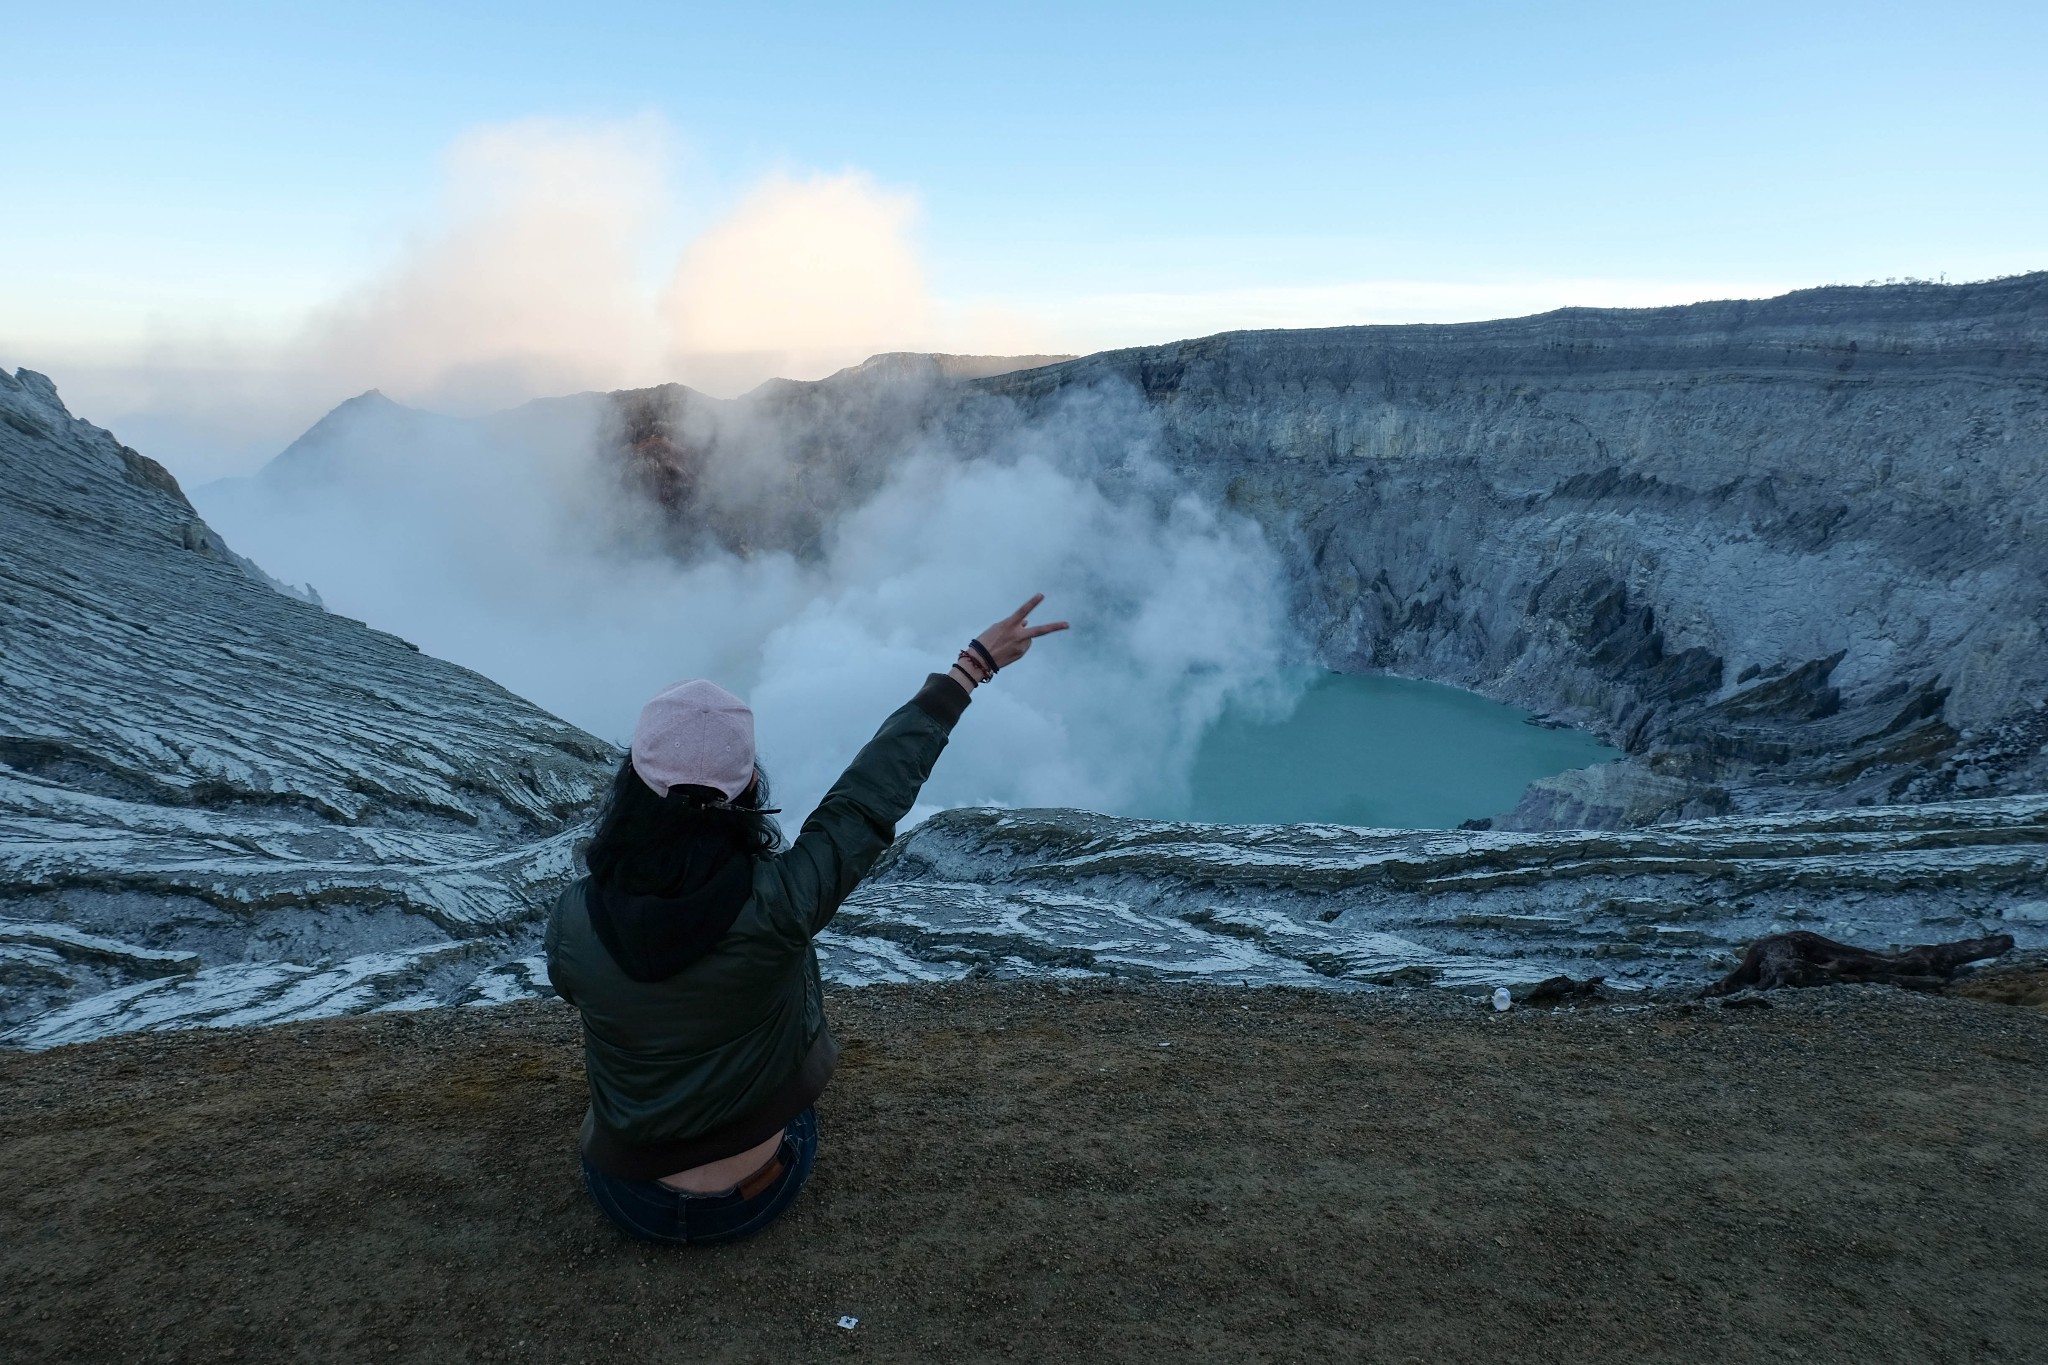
[542, 889, 576, 1005]
[763, 673, 969, 940]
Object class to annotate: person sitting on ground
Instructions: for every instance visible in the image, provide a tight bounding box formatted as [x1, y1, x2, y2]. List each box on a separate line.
[545, 595, 1068, 1246]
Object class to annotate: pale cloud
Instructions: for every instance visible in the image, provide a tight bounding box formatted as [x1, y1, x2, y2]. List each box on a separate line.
[11, 118, 951, 480]
[9, 117, 683, 478]
[307, 126, 954, 409]
[663, 172, 937, 394]
[4, 111, 1802, 484]
[310, 115, 674, 414]
[323, 134, 954, 410]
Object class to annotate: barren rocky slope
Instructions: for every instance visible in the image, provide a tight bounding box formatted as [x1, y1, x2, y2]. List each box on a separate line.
[838, 799, 2048, 991]
[0, 368, 617, 1045]
[974, 274, 2048, 827]
[9, 278, 2048, 1049]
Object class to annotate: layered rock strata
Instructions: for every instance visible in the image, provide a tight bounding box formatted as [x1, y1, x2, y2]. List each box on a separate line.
[11, 276, 2048, 1047]
[829, 797, 2048, 991]
[971, 274, 2048, 826]
[0, 369, 617, 1044]
[17, 788, 2041, 1049]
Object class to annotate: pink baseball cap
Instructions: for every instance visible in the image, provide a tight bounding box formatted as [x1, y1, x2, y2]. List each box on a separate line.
[629, 679, 757, 800]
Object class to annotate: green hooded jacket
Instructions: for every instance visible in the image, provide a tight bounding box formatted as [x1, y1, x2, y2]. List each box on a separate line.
[545, 674, 966, 1178]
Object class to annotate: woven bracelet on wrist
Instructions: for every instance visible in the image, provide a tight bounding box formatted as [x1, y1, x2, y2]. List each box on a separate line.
[968, 638, 1000, 675]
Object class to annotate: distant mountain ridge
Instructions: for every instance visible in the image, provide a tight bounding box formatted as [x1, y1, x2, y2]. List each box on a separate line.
[258, 387, 472, 488]
[243, 352, 1071, 488]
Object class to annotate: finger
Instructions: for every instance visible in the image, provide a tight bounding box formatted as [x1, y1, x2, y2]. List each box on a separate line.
[1008, 593, 1046, 623]
[1024, 621, 1070, 638]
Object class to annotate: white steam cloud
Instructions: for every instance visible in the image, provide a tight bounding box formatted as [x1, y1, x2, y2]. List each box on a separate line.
[195, 381, 1300, 824]
[309, 117, 673, 416]
[41, 116, 1040, 483]
[69, 111, 1299, 819]
[14, 112, 1784, 490]
[662, 172, 939, 399]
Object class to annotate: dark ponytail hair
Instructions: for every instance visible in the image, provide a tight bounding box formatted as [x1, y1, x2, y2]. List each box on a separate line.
[582, 756, 783, 896]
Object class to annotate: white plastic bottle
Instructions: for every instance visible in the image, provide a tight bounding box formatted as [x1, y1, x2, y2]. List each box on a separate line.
[1491, 987, 1512, 1012]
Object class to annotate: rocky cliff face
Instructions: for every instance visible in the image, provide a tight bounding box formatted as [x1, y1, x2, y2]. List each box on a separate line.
[593, 352, 1074, 562]
[9, 277, 2047, 1048]
[0, 369, 618, 1045]
[833, 796, 2048, 989]
[974, 274, 2048, 827]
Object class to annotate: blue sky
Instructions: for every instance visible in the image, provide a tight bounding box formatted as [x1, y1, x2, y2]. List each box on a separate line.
[3, 1, 2043, 476]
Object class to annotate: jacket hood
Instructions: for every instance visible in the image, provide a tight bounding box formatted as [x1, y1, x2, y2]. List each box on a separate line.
[585, 840, 754, 983]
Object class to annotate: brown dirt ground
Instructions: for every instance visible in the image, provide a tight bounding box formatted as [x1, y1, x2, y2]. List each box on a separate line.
[3, 979, 2046, 1364]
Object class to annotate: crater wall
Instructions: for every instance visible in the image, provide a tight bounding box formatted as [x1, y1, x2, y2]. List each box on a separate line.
[975, 275, 2048, 826]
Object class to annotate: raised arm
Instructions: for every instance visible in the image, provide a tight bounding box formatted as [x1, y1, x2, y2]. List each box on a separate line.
[763, 595, 1069, 939]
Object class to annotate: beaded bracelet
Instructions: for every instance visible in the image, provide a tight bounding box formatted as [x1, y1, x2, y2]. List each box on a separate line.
[954, 649, 993, 684]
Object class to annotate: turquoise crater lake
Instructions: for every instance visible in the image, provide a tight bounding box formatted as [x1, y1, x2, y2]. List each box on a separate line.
[1177, 673, 1620, 829]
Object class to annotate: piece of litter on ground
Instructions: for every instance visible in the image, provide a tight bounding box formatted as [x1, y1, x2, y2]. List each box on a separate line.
[1157, 1041, 1172, 1047]
[836, 1316, 859, 1330]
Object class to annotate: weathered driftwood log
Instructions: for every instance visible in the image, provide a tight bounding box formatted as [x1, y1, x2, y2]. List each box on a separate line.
[1704, 931, 2014, 996]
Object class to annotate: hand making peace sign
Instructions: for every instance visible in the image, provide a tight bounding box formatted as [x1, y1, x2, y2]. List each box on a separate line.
[974, 593, 1070, 668]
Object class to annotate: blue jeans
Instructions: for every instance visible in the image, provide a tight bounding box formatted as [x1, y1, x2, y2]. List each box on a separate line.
[579, 1107, 818, 1247]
